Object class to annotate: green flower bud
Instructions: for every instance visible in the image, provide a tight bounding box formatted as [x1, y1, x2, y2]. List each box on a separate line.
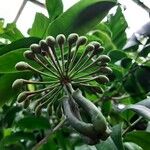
[85, 44, 95, 54]
[15, 61, 29, 71]
[90, 41, 101, 49]
[76, 36, 87, 47]
[67, 33, 78, 45]
[56, 34, 66, 45]
[17, 91, 29, 103]
[12, 79, 24, 89]
[46, 36, 56, 47]
[97, 55, 111, 63]
[95, 75, 109, 84]
[39, 40, 49, 51]
[99, 67, 112, 74]
[23, 50, 35, 60]
[30, 44, 41, 53]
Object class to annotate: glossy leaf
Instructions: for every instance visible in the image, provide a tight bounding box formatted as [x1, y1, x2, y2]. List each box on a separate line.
[124, 131, 150, 150]
[122, 105, 150, 120]
[96, 137, 118, 150]
[0, 37, 40, 56]
[111, 124, 125, 150]
[46, 0, 63, 20]
[0, 48, 39, 73]
[123, 142, 143, 150]
[44, 0, 116, 37]
[108, 50, 127, 63]
[29, 13, 50, 38]
[106, 6, 128, 49]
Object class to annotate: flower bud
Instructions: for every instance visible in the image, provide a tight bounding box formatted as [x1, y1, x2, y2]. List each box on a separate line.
[76, 36, 87, 47]
[46, 36, 56, 47]
[15, 61, 29, 71]
[17, 91, 29, 103]
[23, 50, 35, 60]
[97, 55, 111, 63]
[12, 79, 24, 89]
[30, 44, 41, 53]
[56, 34, 66, 46]
[90, 41, 101, 49]
[85, 44, 95, 54]
[99, 67, 112, 74]
[95, 75, 109, 84]
[67, 33, 78, 45]
[39, 40, 49, 51]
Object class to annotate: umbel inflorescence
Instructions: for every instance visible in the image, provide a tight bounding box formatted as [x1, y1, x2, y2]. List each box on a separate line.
[12, 33, 112, 144]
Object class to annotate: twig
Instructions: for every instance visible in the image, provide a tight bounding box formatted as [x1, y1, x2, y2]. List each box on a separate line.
[122, 116, 142, 136]
[13, 0, 28, 23]
[28, 0, 45, 8]
[32, 117, 66, 150]
[131, 0, 150, 13]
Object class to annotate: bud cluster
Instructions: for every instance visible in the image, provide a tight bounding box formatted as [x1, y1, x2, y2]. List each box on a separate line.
[13, 33, 112, 116]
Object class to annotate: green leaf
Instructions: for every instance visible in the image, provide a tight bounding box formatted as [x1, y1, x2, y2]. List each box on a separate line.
[135, 66, 150, 93]
[46, 0, 63, 20]
[44, 0, 116, 37]
[16, 116, 51, 130]
[120, 58, 132, 69]
[92, 30, 116, 51]
[122, 105, 150, 120]
[136, 98, 150, 109]
[0, 72, 32, 107]
[123, 142, 143, 150]
[106, 6, 128, 49]
[139, 44, 150, 57]
[0, 23, 24, 42]
[0, 37, 40, 56]
[124, 131, 150, 150]
[108, 50, 127, 63]
[96, 137, 118, 150]
[29, 13, 50, 38]
[0, 132, 35, 145]
[111, 124, 125, 150]
[0, 48, 39, 73]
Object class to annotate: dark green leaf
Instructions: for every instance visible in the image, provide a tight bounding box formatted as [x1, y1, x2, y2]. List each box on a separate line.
[111, 124, 125, 150]
[46, 0, 63, 20]
[29, 13, 50, 38]
[106, 6, 128, 49]
[0, 132, 35, 145]
[135, 66, 150, 93]
[122, 105, 150, 120]
[139, 44, 150, 57]
[124, 131, 150, 150]
[44, 0, 116, 37]
[0, 72, 32, 107]
[123, 142, 143, 150]
[0, 48, 39, 73]
[0, 37, 40, 56]
[16, 116, 51, 130]
[96, 137, 118, 150]
[108, 50, 127, 63]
